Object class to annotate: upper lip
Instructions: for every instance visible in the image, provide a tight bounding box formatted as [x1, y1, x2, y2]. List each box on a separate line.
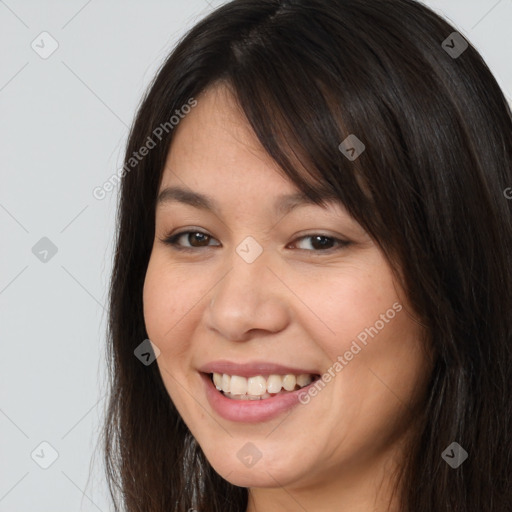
[198, 360, 320, 378]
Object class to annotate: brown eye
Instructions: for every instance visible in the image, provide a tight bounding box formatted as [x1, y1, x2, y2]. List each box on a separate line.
[185, 232, 211, 247]
[161, 230, 221, 250]
[161, 231, 349, 253]
[290, 235, 350, 252]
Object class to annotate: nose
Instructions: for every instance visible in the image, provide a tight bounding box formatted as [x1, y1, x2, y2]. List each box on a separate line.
[204, 250, 290, 342]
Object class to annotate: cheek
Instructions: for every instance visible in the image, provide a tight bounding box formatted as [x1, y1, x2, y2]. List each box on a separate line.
[306, 263, 399, 355]
[143, 257, 170, 341]
[142, 256, 201, 409]
[303, 259, 428, 405]
[142, 255, 197, 353]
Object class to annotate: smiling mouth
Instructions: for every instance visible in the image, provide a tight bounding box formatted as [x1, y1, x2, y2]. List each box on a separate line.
[208, 372, 321, 400]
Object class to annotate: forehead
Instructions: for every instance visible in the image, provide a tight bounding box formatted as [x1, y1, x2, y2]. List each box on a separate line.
[169, 84, 264, 162]
[156, 86, 361, 231]
[161, 84, 301, 195]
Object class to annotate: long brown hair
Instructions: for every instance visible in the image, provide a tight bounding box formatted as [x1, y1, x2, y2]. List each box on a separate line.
[103, 1, 512, 510]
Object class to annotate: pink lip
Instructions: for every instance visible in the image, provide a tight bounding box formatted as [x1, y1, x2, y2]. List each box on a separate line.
[200, 372, 316, 422]
[198, 360, 319, 378]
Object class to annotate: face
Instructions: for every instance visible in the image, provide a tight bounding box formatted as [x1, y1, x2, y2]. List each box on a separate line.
[143, 84, 431, 494]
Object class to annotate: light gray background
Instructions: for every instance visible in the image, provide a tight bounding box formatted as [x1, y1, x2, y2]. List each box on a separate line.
[1, 1, 511, 510]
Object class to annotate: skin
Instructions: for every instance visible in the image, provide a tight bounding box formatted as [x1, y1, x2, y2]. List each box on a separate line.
[143, 84, 432, 512]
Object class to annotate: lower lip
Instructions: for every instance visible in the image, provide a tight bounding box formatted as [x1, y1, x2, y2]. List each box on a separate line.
[201, 372, 316, 423]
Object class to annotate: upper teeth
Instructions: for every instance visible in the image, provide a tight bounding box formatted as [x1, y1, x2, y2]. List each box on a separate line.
[212, 372, 314, 395]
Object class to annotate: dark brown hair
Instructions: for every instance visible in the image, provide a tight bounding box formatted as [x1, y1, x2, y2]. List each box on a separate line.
[103, 0, 512, 510]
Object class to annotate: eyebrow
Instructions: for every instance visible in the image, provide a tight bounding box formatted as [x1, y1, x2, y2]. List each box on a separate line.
[157, 185, 333, 216]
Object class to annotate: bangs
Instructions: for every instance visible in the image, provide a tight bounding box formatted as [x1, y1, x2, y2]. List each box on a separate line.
[219, 7, 406, 249]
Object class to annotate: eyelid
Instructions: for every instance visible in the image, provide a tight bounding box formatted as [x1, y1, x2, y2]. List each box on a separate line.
[161, 229, 220, 251]
[159, 228, 351, 253]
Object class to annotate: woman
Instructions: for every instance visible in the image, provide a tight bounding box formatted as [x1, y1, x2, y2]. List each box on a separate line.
[103, 0, 512, 510]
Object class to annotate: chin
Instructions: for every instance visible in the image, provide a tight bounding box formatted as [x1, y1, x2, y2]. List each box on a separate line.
[203, 448, 305, 489]
[219, 465, 293, 489]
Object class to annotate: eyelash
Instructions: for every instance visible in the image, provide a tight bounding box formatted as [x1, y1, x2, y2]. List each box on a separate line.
[160, 230, 351, 254]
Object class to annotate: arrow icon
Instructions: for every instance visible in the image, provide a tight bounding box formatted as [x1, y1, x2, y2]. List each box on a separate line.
[441, 441, 468, 468]
[236, 236, 263, 263]
[441, 32, 468, 59]
[31, 441, 59, 469]
[237, 441, 262, 467]
[134, 339, 160, 365]
[32, 237, 58, 262]
[35, 39, 45, 48]
[339, 134, 365, 160]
